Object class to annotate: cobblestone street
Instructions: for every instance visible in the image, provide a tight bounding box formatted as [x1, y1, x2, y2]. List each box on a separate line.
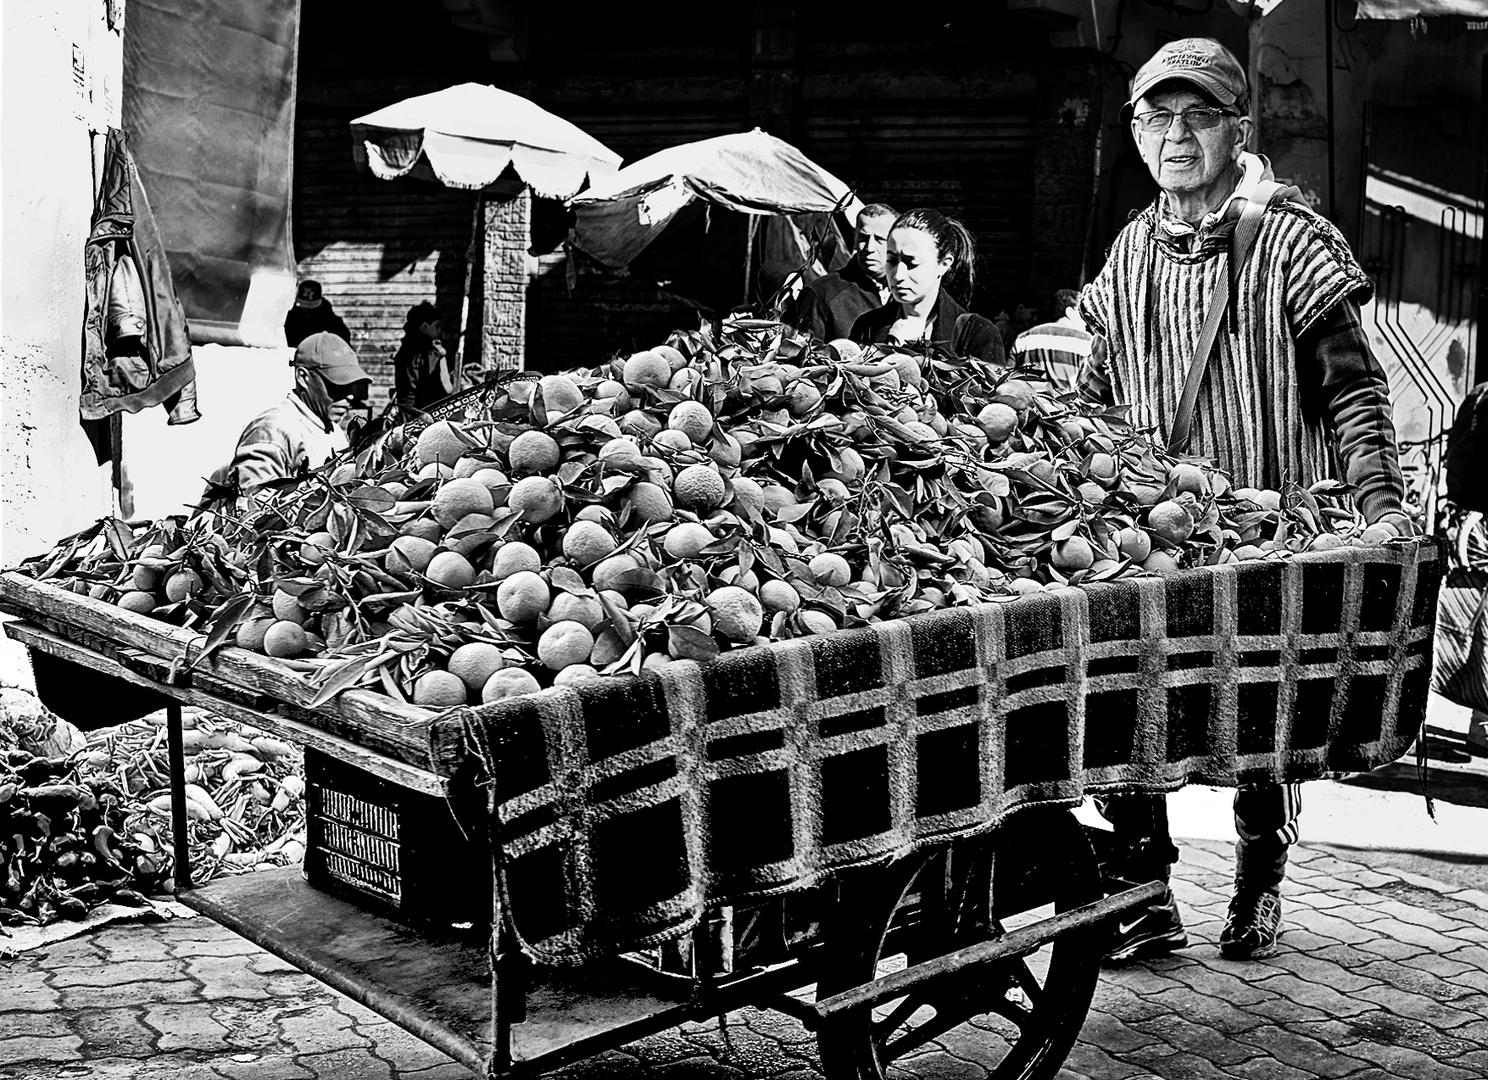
[4, 834, 1488, 1080]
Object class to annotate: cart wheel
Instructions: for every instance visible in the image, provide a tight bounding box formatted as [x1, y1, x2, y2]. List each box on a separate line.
[817, 808, 1105, 1080]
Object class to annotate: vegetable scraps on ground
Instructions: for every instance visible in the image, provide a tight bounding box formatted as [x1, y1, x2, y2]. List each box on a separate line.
[0, 691, 304, 927]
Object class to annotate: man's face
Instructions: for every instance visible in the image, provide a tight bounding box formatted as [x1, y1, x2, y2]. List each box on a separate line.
[1131, 87, 1250, 200]
[420, 319, 443, 341]
[855, 213, 894, 281]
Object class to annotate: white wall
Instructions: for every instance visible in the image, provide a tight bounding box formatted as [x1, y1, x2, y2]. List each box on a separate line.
[2, 3, 120, 558]
[1, 3, 124, 684]
[122, 344, 296, 519]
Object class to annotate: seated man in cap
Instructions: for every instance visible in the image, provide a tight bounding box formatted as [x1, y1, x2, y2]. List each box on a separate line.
[1078, 37, 1410, 964]
[216, 331, 371, 503]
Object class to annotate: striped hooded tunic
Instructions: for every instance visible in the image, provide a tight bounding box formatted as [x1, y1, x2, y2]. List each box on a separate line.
[1078, 160, 1403, 522]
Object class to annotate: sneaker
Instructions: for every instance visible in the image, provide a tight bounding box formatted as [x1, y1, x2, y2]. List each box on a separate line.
[1220, 890, 1283, 960]
[1103, 886, 1189, 964]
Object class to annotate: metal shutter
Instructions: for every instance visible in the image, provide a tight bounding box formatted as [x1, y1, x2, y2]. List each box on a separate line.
[799, 86, 1038, 317]
[293, 105, 478, 406]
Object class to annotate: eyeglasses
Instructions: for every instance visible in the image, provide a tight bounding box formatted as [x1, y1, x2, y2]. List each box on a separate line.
[1133, 107, 1239, 134]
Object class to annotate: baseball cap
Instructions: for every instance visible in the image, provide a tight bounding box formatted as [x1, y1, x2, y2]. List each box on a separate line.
[293, 332, 370, 388]
[1125, 38, 1248, 122]
[295, 280, 323, 310]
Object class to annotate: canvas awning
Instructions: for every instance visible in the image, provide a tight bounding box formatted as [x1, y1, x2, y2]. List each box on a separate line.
[570, 128, 864, 273]
[350, 83, 621, 200]
[1357, 0, 1488, 14]
[122, 0, 300, 347]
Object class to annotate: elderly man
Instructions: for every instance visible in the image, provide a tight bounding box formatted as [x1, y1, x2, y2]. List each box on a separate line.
[1078, 38, 1411, 963]
[797, 202, 896, 342]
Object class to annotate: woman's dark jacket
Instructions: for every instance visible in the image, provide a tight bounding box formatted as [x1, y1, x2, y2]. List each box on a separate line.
[393, 329, 450, 411]
[284, 302, 351, 348]
[850, 290, 1006, 365]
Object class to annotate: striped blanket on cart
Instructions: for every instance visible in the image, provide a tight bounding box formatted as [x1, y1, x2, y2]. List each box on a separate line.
[467, 538, 1442, 962]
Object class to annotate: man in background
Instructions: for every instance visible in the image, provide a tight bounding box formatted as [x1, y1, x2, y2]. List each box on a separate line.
[1012, 289, 1093, 393]
[797, 203, 896, 342]
[283, 279, 352, 348]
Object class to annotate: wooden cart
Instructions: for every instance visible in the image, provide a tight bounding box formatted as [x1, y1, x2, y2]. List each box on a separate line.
[0, 539, 1439, 1078]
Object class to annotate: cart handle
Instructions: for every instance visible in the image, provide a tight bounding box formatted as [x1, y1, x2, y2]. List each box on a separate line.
[813, 879, 1167, 1019]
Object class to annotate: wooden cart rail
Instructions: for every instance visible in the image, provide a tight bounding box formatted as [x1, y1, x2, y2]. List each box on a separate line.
[3, 620, 444, 796]
[812, 880, 1165, 1020]
[0, 572, 460, 780]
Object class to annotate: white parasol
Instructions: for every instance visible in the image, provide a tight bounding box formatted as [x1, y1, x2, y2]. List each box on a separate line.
[350, 83, 620, 200]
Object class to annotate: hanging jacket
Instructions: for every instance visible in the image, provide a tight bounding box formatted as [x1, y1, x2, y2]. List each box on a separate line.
[81, 128, 198, 424]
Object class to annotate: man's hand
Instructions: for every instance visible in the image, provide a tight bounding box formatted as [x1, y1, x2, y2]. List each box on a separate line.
[1360, 513, 1418, 546]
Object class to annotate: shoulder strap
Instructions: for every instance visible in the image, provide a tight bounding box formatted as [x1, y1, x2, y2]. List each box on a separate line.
[1167, 180, 1287, 453]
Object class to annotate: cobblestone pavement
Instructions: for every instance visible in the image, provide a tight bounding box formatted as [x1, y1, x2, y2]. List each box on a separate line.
[3, 837, 1488, 1080]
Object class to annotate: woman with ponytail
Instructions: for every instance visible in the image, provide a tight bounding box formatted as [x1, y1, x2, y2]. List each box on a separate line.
[849, 209, 1005, 364]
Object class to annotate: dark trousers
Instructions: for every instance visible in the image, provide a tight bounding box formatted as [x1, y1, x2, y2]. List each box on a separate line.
[1097, 782, 1302, 895]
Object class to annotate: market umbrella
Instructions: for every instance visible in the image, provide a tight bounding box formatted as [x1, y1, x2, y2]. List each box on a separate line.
[350, 84, 621, 378]
[569, 128, 864, 276]
[350, 82, 621, 200]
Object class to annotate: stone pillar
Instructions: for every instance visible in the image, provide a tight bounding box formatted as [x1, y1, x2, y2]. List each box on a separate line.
[481, 188, 530, 372]
[1031, 62, 1105, 296]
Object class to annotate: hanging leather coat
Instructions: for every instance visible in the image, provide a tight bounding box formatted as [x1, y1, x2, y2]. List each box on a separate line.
[81, 128, 199, 424]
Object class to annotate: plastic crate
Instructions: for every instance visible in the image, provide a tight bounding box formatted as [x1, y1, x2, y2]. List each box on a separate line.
[303, 748, 491, 930]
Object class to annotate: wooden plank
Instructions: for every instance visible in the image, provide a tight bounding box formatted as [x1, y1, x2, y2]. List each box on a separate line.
[812, 881, 1167, 1019]
[505, 960, 693, 1070]
[0, 573, 200, 656]
[181, 867, 702, 1075]
[166, 701, 192, 890]
[7, 601, 452, 771]
[3, 623, 447, 796]
[0, 574, 455, 774]
[179, 867, 494, 1075]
